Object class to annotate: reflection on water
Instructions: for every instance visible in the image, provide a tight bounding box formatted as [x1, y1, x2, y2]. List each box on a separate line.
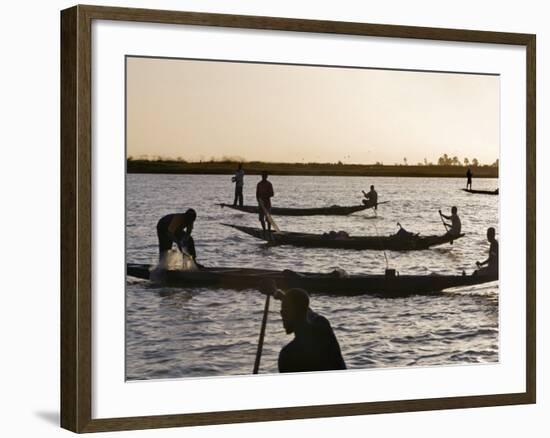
[126, 174, 499, 380]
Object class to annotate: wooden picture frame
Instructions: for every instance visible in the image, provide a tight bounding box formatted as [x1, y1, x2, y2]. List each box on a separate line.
[61, 4, 536, 433]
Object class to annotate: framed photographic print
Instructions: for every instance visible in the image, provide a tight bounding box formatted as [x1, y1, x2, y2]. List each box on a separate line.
[60, 4, 536, 433]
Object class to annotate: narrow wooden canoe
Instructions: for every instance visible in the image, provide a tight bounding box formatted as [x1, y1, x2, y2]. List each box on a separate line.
[127, 263, 497, 296]
[218, 201, 380, 216]
[223, 224, 465, 250]
[462, 188, 499, 195]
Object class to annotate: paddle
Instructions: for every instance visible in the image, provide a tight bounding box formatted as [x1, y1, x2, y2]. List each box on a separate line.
[438, 210, 449, 230]
[253, 292, 271, 374]
[259, 199, 280, 232]
[438, 210, 453, 245]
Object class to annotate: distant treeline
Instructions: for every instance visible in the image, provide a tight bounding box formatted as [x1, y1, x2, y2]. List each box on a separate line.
[127, 158, 498, 178]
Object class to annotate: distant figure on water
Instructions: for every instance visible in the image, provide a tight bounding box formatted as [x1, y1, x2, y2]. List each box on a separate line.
[475, 227, 499, 276]
[156, 209, 197, 263]
[256, 171, 274, 232]
[259, 279, 346, 373]
[362, 185, 378, 209]
[466, 167, 473, 190]
[439, 206, 462, 236]
[232, 163, 244, 207]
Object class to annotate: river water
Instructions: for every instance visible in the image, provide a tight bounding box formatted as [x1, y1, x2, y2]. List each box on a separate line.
[126, 174, 499, 380]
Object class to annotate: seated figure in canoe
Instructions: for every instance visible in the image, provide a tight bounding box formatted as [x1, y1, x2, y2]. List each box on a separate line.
[439, 206, 462, 237]
[362, 185, 378, 209]
[474, 227, 499, 276]
[156, 209, 202, 267]
[259, 279, 347, 373]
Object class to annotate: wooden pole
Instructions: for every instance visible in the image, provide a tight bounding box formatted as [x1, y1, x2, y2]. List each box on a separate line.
[259, 199, 280, 232]
[253, 294, 271, 374]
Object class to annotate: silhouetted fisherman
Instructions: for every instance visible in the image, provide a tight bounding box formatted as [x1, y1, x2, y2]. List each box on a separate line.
[259, 279, 346, 373]
[362, 185, 378, 209]
[439, 206, 462, 237]
[232, 163, 244, 207]
[156, 209, 197, 263]
[475, 227, 499, 275]
[256, 171, 274, 232]
[466, 167, 473, 190]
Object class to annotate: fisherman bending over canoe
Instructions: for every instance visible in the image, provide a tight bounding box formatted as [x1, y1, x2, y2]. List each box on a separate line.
[259, 279, 346, 373]
[439, 206, 462, 237]
[362, 185, 378, 209]
[232, 163, 244, 207]
[256, 171, 274, 232]
[156, 209, 197, 263]
[475, 227, 499, 276]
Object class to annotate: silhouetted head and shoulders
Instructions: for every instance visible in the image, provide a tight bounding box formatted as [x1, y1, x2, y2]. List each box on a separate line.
[277, 288, 346, 373]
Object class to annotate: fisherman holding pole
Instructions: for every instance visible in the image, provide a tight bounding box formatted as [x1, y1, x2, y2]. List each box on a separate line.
[253, 279, 346, 374]
[256, 171, 275, 232]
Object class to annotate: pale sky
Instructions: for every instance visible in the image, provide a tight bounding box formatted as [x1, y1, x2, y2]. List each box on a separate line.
[126, 57, 499, 165]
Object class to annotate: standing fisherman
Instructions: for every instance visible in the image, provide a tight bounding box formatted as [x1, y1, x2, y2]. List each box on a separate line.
[466, 167, 473, 190]
[256, 171, 274, 232]
[232, 163, 244, 207]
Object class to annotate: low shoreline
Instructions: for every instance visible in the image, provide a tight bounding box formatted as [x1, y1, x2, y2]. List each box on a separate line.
[127, 160, 499, 178]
